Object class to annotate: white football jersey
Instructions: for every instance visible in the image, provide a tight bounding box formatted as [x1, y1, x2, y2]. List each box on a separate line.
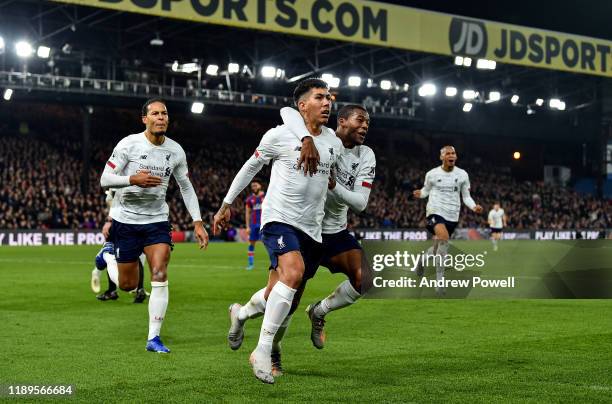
[105, 132, 196, 224]
[323, 145, 376, 234]
[422, 166, 472, 222]
[488, 209, 505, 228]
[254, 125, 343, 242]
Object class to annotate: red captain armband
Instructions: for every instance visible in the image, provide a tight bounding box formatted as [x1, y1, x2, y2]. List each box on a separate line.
[253, 150, 260, 158]
[106, 161, 116, 169]
[362, 181, 372, 189]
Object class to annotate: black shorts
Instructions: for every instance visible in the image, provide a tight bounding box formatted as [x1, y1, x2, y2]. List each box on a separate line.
[426, 214, 458, 237]
[320, 230, 362, 273]
[261, 222, 323, 281]
[490, 228, 503, 234]
[110, 219, 173, 263]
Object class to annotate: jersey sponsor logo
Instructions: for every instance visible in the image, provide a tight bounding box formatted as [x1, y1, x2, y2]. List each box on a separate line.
[346, 175, 356, 188]
[165, 167, 171, 177]
[368, 166, 375, 176]
[106, 161, 116, 169]
[277, 235, 286, 249]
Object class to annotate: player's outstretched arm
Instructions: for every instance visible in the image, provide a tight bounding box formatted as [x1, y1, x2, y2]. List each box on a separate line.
[214, 129, 279, 235]
[173, 151, 209, 249]
[413, 172, 432, 199]
[461, 174, 482, 213]
[280, 106, 320, 176]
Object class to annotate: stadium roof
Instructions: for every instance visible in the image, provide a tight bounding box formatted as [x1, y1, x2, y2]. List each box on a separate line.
[0, 0, 609, 122]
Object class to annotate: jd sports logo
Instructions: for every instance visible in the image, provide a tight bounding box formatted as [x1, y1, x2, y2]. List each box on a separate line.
[449, 18, 488, 57]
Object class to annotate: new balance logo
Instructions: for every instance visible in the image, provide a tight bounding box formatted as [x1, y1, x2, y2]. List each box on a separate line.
[140, 155, 147, 159]
[351, 162, 359, 171]
[329, 148, 334, 156]
[277, 235, 286, 249]
[165, 154, 171, 162]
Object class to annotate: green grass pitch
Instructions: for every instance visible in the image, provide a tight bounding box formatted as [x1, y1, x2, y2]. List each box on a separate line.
[1, 242, 611, 402]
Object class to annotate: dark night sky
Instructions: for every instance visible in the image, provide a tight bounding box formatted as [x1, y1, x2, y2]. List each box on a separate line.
[379, 1, 612, 40]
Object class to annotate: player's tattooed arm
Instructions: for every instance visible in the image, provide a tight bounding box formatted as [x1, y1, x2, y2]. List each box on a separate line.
[280, 106, 320, 176]
[213, 203, 232, 235]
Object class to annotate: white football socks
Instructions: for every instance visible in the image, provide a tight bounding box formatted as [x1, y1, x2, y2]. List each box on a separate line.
[316, 280, 361, 317]
[148, 281, 169, 340]
[104, 252, 119, 285]
[435, 241, 449, 282]
[239, 287, 267, 321]
[256, 281, 296, 355]
[272, 314, 293, 353]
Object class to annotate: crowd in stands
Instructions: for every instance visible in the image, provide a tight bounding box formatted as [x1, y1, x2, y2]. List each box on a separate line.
[0, 106, 610, 233]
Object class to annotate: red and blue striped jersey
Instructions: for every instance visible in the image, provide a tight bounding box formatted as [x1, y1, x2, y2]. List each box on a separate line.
[246, 192, 265, 225]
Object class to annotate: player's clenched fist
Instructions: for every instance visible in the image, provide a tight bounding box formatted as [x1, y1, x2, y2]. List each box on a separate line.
[413, 189, 422, 199]
[130, 169, 162, 188]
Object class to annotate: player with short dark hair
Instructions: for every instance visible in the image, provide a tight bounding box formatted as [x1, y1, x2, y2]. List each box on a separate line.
[413, 146, 482, 294]
[226, 103, 376, 374]
[214, 78, 342, 384]
[244, 179, 265, 270]
[100, 98, 209, 353]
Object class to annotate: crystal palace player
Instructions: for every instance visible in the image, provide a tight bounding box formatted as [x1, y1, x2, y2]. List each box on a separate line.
[100, 98, 209, 353]
[227, 104, 376, 373]
[244, 180, 265, 270]
[213, 78, 342, 384]
[413, 146, 482, 294]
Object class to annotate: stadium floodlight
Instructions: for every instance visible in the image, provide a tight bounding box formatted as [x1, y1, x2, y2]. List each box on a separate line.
[205, 64, 219, 76]
[535, 98, 544, 106]
[276, 68, 285, 79]
[261, 66, 276, 78]
[181, 62, 200, 73]
[321, 74, 340, 88]
[36, 46, 50, 59]
[488, 91, 501, 102]
[380, 80, 392, 90]
[549, 98, 566, 111]
[513, 151, 521, 160]
[190, 101, 204, 114]
[463, 57, 472, 67]
[403, 83, 410, 91]
[348, 76, 362, 87]
[418, 83, 436, 97]
[15, 41, 33, 58]
[3, 88, 13, 101]
[454, 56, 464, 66]
[445, 87, 457, 97]
[463, 102, 473, 112]
[228, 63, 240, 74]
[462, 89, 477, 100]
[0, 36, 5, 53]
[526, 106, 535, 115]
[476, 59, 496, 69]
[171, 61, 179, 72]
[511, 94, 520, 104]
